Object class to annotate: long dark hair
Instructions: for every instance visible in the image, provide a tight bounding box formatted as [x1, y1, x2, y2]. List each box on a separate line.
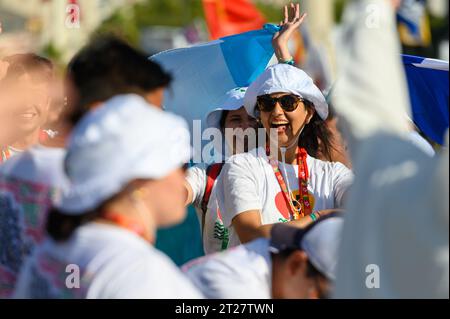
[45, 180, 141, 241]
[298, 100, 334, 161]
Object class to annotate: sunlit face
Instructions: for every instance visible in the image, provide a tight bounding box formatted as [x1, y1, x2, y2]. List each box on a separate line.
[259, 93, 314, 148]
[10, 73, 51, 136]
[223, 106, 258, 154]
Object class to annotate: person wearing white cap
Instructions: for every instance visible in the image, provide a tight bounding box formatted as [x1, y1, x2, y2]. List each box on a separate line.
[185, 87, 259, 254]
[0, 36, 177, 299]
[182, 212, 344, 299]
[214, 63, 353, 248]
[13, 94, 203, 299]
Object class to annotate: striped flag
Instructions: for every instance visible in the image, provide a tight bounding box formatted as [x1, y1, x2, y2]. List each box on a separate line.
[402, 55, 449, 145]
[151, 25, 277, 132]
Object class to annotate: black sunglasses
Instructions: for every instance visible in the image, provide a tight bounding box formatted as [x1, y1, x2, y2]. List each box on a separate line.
[256, 94, 304, 113]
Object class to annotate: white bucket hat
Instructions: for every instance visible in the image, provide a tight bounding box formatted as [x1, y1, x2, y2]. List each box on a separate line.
[206, 87, 248, 130]
[57, 94, 191, 215]
[244, 64, 329, 120]
[269, 214, 344, 281]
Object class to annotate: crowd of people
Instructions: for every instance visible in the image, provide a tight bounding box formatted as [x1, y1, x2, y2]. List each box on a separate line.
[0, 0, 448, 299]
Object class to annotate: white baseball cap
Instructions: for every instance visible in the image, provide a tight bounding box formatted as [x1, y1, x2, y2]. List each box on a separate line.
[57, 94, 191, 215]
[206, 87, 248, 129]
[269, 213, 344, 281]
[244, 64, 329, 120]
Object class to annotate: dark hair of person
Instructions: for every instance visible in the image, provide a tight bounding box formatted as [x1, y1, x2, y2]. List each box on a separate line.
[270, 248, 326, 282]
[1, 53, 54, 85]
[46, 191, 122, 241]
[46, 180, 146, 241]
[326, 101, 336, 120]
[219, 110, 229, 131]
[298, 100, 334, 161]
[66, 34, 172, 125]
[305, 259, 326, 280]
[46, 208, 101, 241]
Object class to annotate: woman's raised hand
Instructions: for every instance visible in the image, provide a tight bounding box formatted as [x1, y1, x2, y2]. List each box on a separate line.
[272, 3, 307, 62]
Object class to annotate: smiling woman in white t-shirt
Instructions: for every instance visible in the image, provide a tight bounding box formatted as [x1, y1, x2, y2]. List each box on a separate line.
[216, 63, 354, 246]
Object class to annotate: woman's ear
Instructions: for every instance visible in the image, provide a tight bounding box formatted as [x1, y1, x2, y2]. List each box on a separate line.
[305, 106, 315, 125]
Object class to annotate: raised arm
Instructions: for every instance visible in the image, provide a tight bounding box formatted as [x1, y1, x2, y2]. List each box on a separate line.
[272, 3, 307, 63]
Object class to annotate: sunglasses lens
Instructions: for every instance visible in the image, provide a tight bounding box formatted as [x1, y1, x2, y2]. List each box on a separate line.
[257, 96, 276, 112]
[257, 95, 301, 112]
[280, 95, 300, 112]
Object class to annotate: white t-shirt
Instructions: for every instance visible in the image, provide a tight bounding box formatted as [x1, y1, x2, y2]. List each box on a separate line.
[0, 146, 67, 298]
[187, 164, 231, 254]
[182, 238, 271, 299]
[216, 147, 354, 248]
[13, 222, 204, 299]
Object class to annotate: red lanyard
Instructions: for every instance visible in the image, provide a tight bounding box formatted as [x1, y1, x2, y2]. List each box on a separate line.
[266, 146, 312, 220]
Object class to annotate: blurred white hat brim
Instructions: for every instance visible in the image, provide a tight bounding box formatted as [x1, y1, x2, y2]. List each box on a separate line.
[301, 217, 344, 281]
[206, 87, 248, 129]
[57, 94, 191, 215]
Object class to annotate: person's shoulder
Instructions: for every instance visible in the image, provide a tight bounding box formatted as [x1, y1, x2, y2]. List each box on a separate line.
[0, 146, 66, 185]
[224, 148, 267, 168]
[243, 237, 270, 254]
[187, 163, 207, 179]
[189, 162, 208, 172]
[77, 225, 176, 276]
[187, 238, 269, 273]
[88, 239, 202, 298]
[307, 155, 352, 174]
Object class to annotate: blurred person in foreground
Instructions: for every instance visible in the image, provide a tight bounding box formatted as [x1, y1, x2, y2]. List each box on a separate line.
[13, 94, 202, 299]
[0, 54, 54, 161]
[0, 36, 173, 298]
[330, 0, 448, 298]
[183, 212, 344, 299]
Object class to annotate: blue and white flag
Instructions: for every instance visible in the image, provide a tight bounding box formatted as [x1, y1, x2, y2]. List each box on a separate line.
[402, 55, 449, 145]
[151, 24, 278, 132]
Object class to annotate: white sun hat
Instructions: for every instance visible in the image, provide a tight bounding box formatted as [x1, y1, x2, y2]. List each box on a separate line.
[269, 213, 344, 281]
[57, 94, 191, 215]
[206, 87, 248, 130]
[244, 64, 329, 120]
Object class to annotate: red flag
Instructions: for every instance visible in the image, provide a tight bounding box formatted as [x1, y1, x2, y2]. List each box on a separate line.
[202, 0, 266, 40]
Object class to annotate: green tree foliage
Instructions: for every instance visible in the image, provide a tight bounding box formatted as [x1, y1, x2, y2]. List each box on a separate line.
[95, 0, 283, 46]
